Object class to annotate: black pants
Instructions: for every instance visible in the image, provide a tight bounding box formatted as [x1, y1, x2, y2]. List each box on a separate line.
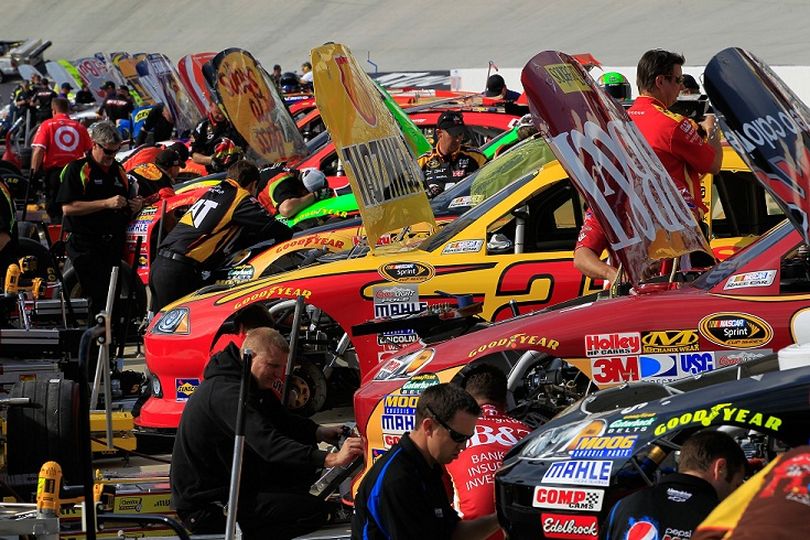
[178, 492, 328, 540]
[44, 167, 64, 222]
[66, 234, 124, 320]
[149, 254, 202, 313]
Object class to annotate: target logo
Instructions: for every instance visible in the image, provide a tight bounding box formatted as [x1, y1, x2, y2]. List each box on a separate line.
[627, 520, 658, 540]
[54, 125, 80, 152]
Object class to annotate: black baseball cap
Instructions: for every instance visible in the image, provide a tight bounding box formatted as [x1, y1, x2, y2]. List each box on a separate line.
[61, 82, 73, 90]
[167, 142, 190, 164]
[485, 74, 506, 97]
[682, 74, 700, 92]
[155, 149, 182, 169]
[102, 80, 116, 89]
[437, 111, 467, 136]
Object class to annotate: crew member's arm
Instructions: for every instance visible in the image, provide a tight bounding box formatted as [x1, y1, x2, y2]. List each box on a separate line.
[278, 192, 317, 218]
[62, 196, 127, 216]
[674, 117, 722, 175]
[452, 514, 501, 540]
[30, 123, 50, 176]
[699, 115, 723, 174]
[56, 161, 129, 216]
[574, 246, 618, 284]
[232, 197, 294, 243]
[30, 146, 45, 175]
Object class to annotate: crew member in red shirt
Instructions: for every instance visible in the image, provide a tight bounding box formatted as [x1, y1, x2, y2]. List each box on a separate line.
[574, 49, 721, 283]
[31, 97, 93, 220]
[445, 364, 530, 540]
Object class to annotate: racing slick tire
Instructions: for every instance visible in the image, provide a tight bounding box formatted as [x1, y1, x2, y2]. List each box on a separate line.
[287, 360, 328, 417]
[7, 380, 82, 483]
[62, 261, 147, 326]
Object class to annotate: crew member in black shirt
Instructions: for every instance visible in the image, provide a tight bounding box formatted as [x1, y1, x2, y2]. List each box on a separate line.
[56, 121, 143, 316]
[127, 148, 183, 203]
[135, 103, 175, 146]
[602, 430, 747, 540]
[190, 102, 247, 173]
[352, 383, 500, 540]
[31, 78, 57, 124]
[74, 82, 97, 105]
[98, 81, 134, 124]
[149, 160, 293, 312]
[417, 111, 487, 198]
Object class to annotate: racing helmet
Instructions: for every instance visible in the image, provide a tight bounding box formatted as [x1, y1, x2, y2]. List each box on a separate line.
[212, 138, 243, 169]
[280, 72, 302, 94]
[598, 72, 632, 103]
[300, 168, 327, 192]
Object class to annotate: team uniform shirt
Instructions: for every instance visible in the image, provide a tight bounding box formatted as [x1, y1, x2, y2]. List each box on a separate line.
[127, 163, 174, 202]
[352, 432, 461, 540]
[694, 446, 810, 540]
[445, 404, 530, 540]
[31, 88, 57, 122]
[56, 154, 133, 236]
[100, 95, 134, 123]
[628, 96, 715, 216]
[74, 89, 96, 105]
[602, 473, 719, 540]
[158, 178, 292, 270]
[31, 113, 93, 170]
[190, 118, 247, 157]
[267, 173, 307, 213]
[575, 210, 609, 255]
[417, 145, 487, 194]
[137, 106, 174, 144]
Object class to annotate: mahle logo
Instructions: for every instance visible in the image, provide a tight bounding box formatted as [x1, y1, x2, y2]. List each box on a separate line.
[641, 330, 700, 352]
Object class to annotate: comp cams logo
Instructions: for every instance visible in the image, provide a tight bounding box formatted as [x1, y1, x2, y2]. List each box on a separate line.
[533, 487, 604, 511]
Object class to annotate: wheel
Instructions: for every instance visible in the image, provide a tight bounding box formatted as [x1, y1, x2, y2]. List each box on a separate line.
[62, 261, 147, 325]
[7, 380, 82, 483]
[286, 360, 328, 417]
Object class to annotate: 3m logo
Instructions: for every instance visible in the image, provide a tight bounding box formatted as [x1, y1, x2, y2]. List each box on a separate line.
[591, 356, 640, 384]
[641, 330, 699, 353]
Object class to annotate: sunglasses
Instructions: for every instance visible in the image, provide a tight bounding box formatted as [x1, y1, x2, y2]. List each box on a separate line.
[95, 142, 120, 156]
[426, 405, 473, 444]
[667, 75, 685, 85]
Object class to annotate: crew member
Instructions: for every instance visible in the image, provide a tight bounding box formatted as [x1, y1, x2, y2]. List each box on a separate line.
[574, 49, 721, 283]
[31, 78, 57, 124]
[446, 365, 530, 540]
[171, 327, 364, 540]
[57, 82, 73, 100]
[270, 64, 283, 87]
[149, 160, 293, 312]
[190, 102, 246, 173]
[352, 383, 501, 540]
[484, 74, 520, 102]
[135, 103, 175, 146]
[98, 81, 134, 124]
[0, 177, 18, 282]
[74, 82, 97, 105]
[681, 74, 702, 96]
[122, 141, 189, 173]
[602, 430, 747, 540]
[262, 167, 332, 218]
[30, 97, 93, 220]
[417, 111, 487, 198]
[56, 121, 143, 317]
[300, 61, 313, 88]
[127, 148, 184, 203]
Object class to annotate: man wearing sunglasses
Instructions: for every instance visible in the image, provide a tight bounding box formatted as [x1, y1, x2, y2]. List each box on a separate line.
[57, 121, 143, 318]
[352, 383, 501, 540]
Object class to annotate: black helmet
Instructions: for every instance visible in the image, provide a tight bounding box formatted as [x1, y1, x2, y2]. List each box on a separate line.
[279, 72, 302, 94]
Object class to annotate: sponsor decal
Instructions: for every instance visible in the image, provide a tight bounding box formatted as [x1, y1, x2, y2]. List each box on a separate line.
[401, 372, 439, 395]
[723, 270, 777, 290]
[541, 460, 613, 487]
[570, 435, 638, 459]
[545, 63, 592, 94]
[380, 393, 418, 435]
[447, 195, 484, 208]
[468, 333, 559, 359]
[626, 520, 657, 540]
[666, 488, 693, 502]
[127, 218, 151, 234]
[224, 265, 254, 283]
[653, 402, 782, 436]
[175, 378, 200, 401]
[373, 348, 434, 380]
[585, 333, 641, 357]
[761, 453, 810, 507]
[373, 284, 425, 345]
[638, 354, 680, 380]
[590, 356, 640, 384]
[533, 487, 604, 511]
[641, 330, 700, 353]
[116, 497, 143, 512]
[371, 448, 386, 462]
[232, 286, 312, 309]
[382, 434, 400, 447]
[679, 352, 715, 375]
[698, 312, 773, 349]
[378, 262, 435, 283]
[274, 235, 345, 253]
[715, 349, 772, 367]
[441, 239, 483, 255]
[607, 416, 657, 434]
[541, 513, 598, 539]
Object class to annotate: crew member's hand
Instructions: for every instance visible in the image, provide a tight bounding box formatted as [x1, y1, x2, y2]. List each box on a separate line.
[128, 196, 144, 214]
[106, 195, 128, 210]
[316, 425, 344, 445]
[324, 436, 364, 468]
[699, 114, 719, 142]
[313, 187, 333, 202]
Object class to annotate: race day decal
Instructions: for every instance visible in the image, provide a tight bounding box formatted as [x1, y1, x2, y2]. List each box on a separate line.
[380, 373, 439, 448]
[698, 312, 774, 349]
[541, 460, 613, 487]
[653, 402, 782, 436]
[373, 284, 426, 346]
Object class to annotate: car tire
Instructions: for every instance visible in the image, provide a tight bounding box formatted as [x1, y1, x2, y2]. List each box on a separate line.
[287, 360, 328, 417]
[62, 261, 147, 325]
[7, 380, 82, 483]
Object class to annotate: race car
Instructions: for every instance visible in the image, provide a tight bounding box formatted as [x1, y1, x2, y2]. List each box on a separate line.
[494, 348, 810, 538]
[138, 142, 766, 432]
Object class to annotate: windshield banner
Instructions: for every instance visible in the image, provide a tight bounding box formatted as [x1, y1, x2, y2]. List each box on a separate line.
[111, 53, 155, 106]
[521, 50, 709, 284]
[178, 52, 216, 115]
[312, 43, 436, 249]
[705, 47, 810, 245]
[73, 55, 121, 101]
[209, 48, 308, 164]
[145, 53, 201, 135]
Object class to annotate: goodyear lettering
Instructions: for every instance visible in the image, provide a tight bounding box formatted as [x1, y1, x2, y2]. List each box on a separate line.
[468, 333, 560, 358]
[233, 286, 312, 309]
[641, 330, 700, 353]
[341, 136, 424, 208]
[653, 403, 782, 436]
[275, 236, 346, 254]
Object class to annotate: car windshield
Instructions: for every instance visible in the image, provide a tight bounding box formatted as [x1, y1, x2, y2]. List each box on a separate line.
[420, 137, 557, 252]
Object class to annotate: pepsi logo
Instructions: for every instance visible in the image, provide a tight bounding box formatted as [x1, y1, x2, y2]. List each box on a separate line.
[627, 520, 658, 540]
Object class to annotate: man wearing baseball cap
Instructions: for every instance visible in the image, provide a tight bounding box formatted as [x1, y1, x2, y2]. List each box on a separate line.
[417, 111, 487, 198]
[484, 74, 521, 102]
[127, 148, 185, 203]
